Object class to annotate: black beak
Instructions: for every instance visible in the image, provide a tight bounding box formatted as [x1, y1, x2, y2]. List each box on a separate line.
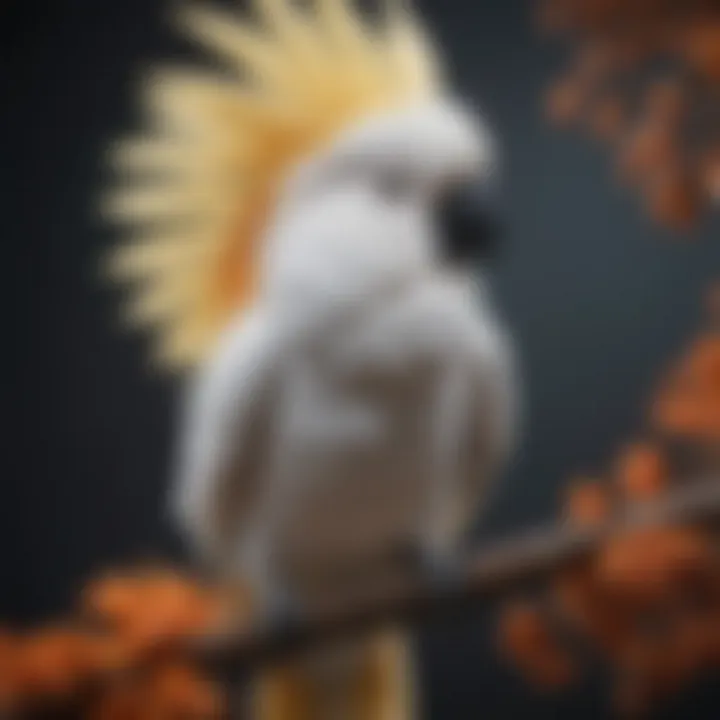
[437, 180, 502, 267]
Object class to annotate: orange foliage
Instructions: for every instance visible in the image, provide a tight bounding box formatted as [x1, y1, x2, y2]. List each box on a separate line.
[0, 569, 243, 718]
[617, 122, 677, 189]
[498, 602, 575, 688]
[564, 479, 612, 525]
[82, 569, 233, 654]
[681, 22, 720, 81]
[546, 78, 587, 126]
[552, 568, 634, 660]
[645, 167, 702, 231]
[597, 527, 712, 604]
[653, 329, 720, 442]
[614, 443, 668, 500]
[499, 289, 720, 714]
[539, 0, 720, 228]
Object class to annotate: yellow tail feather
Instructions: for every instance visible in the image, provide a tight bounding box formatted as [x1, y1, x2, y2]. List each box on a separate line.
[253, 631, 415, 720]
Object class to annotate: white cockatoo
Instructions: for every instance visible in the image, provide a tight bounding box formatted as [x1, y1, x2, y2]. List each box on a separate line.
[104, 1, 518, 718]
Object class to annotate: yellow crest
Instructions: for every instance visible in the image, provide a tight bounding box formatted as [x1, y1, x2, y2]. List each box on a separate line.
[104, 0, 443, 370]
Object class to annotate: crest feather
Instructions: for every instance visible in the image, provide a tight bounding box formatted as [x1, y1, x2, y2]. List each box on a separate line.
[105, 0, 443, 370]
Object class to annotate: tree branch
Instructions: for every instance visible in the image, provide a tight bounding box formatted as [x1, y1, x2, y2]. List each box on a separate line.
[198, 478, 720, 676]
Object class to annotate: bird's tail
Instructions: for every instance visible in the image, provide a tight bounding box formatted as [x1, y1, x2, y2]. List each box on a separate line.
[251, 629, 415, 720]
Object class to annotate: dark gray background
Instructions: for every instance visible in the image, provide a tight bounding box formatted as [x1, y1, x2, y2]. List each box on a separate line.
[3, 0, 719, 717]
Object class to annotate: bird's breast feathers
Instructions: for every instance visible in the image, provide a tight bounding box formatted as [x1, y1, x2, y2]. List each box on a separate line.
[257, 274, 514, 574]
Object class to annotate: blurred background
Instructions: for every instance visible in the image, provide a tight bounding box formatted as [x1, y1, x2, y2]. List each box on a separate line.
[2, 0, 719, 717]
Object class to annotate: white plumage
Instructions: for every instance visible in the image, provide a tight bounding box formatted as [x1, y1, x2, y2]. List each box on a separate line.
[105, 4, 518, 716]
[170, 98, 517, 606]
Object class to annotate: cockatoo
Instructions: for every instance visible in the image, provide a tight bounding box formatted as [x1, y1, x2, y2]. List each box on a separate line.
[104, 1, 518, 718]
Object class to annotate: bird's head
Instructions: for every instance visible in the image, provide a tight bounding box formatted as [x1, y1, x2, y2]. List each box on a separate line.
[105, 0, 502, 369]
[281, 97, 501, 270]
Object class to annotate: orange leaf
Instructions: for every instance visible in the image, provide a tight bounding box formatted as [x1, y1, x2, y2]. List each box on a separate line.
[645, 167, 702, 231]
[615, 442, 668, 500]
[564, 480, 611, 525]
[546, 77, 587, 126]
[498, 602, 576, 689]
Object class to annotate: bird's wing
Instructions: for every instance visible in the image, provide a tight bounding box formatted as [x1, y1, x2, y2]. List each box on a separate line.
[332, 276, 518, 541]
[170, 307, 281, 566]
[461, 319, 518, 528]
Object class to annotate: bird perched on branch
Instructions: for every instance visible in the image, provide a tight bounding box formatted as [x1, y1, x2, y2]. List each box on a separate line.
[104, 0, 518, 717]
